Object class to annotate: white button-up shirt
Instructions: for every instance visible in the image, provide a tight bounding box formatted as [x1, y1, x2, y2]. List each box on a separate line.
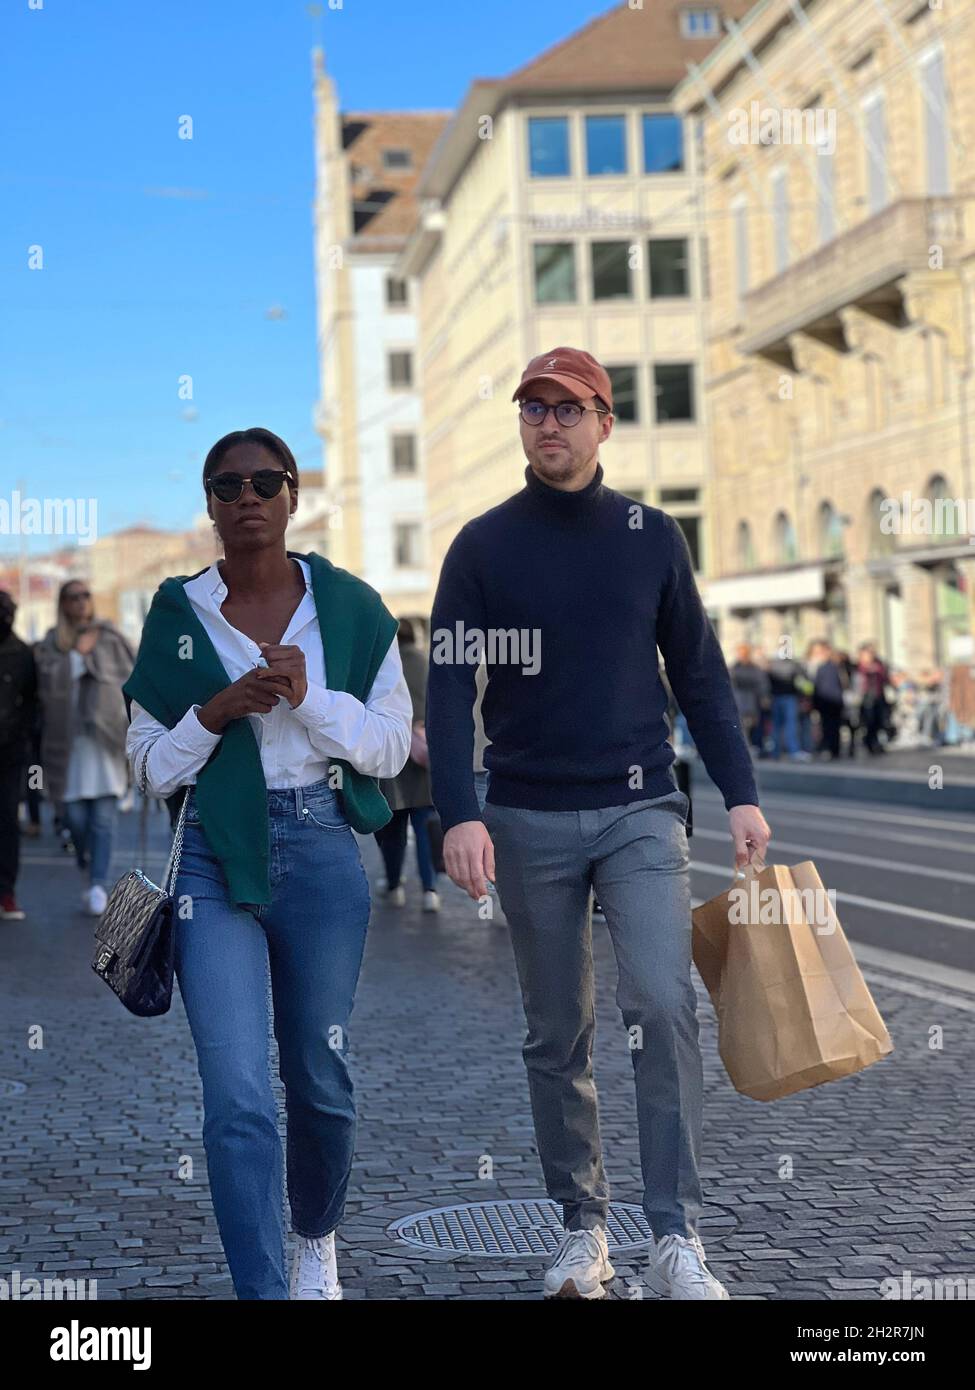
[126, 558, 413, 797]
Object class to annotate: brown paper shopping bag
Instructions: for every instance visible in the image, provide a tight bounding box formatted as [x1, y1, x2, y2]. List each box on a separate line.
[692, 859, 893, 1101]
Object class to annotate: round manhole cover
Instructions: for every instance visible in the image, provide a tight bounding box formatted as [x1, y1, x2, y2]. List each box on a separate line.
[0, 1079, 27, 1097]
[389, 1199, 654, 1258]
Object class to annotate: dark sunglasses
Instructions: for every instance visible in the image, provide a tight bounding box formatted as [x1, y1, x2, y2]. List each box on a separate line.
[65, 590, 92, 601]
[206, 469, 294, 504]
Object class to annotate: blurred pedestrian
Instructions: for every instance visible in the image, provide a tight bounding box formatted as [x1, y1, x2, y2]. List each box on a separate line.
[766, 648, 811, 760]
[34, 580, 134, 917]
[856, 641, 891, 755]
[813, 645, 848, 760]
[729, 643, 769, 758]
[374, 618, 440, 913]
[0, 591, 38, 920]
[917, 667, 945, 745]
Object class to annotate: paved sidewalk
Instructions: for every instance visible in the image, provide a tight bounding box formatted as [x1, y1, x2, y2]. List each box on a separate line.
[0, 803, 972, 1300]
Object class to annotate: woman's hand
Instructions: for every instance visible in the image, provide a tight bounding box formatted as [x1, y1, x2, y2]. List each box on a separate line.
[75, 627, 99, 656]
[197, 667, 294, 733]
[258, 643, 308, 708]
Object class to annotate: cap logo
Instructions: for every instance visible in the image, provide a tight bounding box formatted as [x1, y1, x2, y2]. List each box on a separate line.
[544, 358, 559, 369]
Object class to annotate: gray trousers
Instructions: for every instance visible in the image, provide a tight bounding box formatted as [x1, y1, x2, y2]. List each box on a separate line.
[482, 789, 703, 1239]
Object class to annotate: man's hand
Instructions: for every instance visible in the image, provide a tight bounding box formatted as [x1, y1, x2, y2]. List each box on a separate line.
[258, 643, 308, 708]
[729, 804, 771, 869]
[443, 820, 496, 901]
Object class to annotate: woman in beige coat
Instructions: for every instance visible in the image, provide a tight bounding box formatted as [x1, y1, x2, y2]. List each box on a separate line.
[34, 579, 134, 915]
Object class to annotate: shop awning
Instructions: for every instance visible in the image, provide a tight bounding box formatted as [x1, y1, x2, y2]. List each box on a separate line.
[702, 565, 826, 612]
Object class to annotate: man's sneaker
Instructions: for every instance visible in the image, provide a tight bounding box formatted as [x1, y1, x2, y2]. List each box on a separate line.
[543, 1227, 615, 1299]
[646, 1233, 729, 1300]
[84, 885, 108, 917]
[386, 885, 406, 907]
[289, 1232, 342, 1300]
[422, 890, 440, 912]
[0, 894, 25, 920]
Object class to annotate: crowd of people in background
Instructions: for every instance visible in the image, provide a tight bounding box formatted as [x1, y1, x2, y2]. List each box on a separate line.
[728, 638, 959, 763]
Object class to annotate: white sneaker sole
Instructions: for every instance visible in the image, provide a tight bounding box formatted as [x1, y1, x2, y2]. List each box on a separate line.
[544, 1260, 616, 1299]
[645, 1267, 730, 1299]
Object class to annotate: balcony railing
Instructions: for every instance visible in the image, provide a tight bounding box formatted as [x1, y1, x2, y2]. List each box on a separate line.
[738, 196, 968, 356]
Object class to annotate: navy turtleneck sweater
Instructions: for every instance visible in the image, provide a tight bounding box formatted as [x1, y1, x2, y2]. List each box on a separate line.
[425, 460, 759, 833]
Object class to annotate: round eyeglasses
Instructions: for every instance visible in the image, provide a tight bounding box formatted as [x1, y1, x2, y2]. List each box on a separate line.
[206, 469, 294, 504]
[518, 400, 609, 428]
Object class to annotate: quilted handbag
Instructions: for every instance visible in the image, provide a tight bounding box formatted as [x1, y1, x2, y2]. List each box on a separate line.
[91, 744, 189, 1017]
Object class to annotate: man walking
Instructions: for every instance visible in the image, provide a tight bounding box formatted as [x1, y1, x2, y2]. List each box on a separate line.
[425, 347, 771, 1300]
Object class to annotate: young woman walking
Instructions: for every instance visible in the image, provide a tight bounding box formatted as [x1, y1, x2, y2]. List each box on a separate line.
[123, 428, 412, 1299]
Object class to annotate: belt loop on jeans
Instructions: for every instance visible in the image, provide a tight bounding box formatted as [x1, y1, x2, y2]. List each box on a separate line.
[295, 785, 304, 819]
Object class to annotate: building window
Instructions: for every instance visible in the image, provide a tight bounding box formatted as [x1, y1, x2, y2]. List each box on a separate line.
[737, 520, 756, 570]
[863, 93, 888, 214]
[648, 238, 689, 296]
[660, 487, 700, 504]
[819, 500, 845, 559]
[391, 434, 416, 476]
[771, 169, 790, 273]
[732, 197, 749, 301]
[868, 489, 897, 556]
[528, 116, 571, 177]
[653, 363, 695, 422]
[386, 276, 409, 307]
[775, 511, 798, 564]
[606, 366, 638, 422]
[680, 8, 720, 38]
[816, 136, 836, 244]
[532, 242, 577, 303]
[382, 148, 412, 171]
[921, 49, 950, 195]
[585, 115, 628, 175]
[387, 351, 413, 389]
[642, 114, 684, 173]
[590, 241, 632, 300]
[393, 522, 422, 568]
[928, 473, 963, 540]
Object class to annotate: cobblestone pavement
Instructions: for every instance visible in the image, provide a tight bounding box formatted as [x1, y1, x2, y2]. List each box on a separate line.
[1, 798, 972, 1301]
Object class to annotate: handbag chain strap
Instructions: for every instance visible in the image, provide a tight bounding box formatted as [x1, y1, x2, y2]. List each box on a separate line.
[138, 738, 190, 896]
[161, 788, 190, 897]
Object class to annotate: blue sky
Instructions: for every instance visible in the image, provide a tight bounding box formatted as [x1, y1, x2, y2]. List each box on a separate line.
[0, 0, 611, 554]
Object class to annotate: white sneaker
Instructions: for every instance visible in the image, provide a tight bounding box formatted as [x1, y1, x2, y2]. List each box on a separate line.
[387, 885, 405, 907]
[646, 1233, 729, 1299]
[85, 885, 108, 916]
[543, 1227, 615, 1299]
[422, 890, 440, 912]
[289, 1232, 342, 1300]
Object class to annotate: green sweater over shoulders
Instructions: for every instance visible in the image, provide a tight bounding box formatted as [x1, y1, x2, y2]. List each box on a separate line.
[122, 550, 398, 906]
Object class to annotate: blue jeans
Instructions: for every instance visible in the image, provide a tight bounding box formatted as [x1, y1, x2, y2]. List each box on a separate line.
[172, 778, 371, 1300]
[62, 794, 119, 888]
[771, 693, 800, 757]
[373, 806, 437, 891]
[482, 789, 700, 1240]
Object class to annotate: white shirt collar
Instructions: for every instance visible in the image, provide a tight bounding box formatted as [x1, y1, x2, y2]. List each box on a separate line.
[190, 556, 312, 604]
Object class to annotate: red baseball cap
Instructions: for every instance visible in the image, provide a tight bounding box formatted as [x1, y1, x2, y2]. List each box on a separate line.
[512, 346, 613, 411]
